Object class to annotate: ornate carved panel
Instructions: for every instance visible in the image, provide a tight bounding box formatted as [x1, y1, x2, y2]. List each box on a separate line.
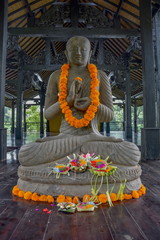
[79, 5, 113, 28]
[35, 4, 113, 28]
[35, 5, 70, 27]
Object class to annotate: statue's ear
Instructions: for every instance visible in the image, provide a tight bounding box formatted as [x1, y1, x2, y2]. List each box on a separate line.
[65, 50, 69, 63]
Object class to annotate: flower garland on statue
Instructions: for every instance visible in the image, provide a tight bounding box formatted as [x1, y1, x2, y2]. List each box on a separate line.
[58, 64, 100, 128]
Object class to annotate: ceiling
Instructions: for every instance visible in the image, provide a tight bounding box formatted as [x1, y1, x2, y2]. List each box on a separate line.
[5, 0, 160, 107]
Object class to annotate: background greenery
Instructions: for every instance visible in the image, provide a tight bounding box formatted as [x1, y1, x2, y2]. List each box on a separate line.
[4, 104, 143, 133]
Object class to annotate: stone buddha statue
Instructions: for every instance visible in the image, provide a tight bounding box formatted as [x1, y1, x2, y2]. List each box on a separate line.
[17, 36, 142, 197]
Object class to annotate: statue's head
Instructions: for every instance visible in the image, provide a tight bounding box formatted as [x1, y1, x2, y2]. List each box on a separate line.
[65, 36, 92, 67]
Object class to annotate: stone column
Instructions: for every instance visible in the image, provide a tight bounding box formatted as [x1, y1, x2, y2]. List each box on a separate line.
[0, 0, 8, 161]
[15, 70, 24, 141]
[140, 0, 160, 160]
[124, 70, 132, 141]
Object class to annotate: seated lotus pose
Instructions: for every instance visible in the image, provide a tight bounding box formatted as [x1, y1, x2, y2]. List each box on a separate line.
[17, 36, 142, 196]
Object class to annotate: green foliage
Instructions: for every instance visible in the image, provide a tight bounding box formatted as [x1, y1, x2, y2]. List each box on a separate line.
[26, 105, 40, 132]
[4, 107, 12, 132]
[110, 105, 144, 132]
[110, 105, 124, 131]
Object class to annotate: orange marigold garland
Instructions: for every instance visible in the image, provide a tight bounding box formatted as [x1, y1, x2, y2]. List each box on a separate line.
[58, 63, 100, 128]
[12, 185, 146, 204]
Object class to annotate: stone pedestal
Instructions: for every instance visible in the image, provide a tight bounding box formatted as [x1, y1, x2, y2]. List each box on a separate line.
[141, 128, 160, 160]
[0, 128, 7, 161]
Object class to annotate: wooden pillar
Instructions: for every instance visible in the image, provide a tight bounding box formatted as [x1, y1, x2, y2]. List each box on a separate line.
[100, 123, 104, 134]
[124, 70, 132, 141]
[15, 71, 24, 140]
[39, 92, 45, 136]
[154, 11, 160, 128]
[123, 103, 125, 131]
[134, 100, 138, 134]
[11, 100, 15, 134]
[45, 38, 51, 66]
[97, 40, 104, 66]
[0, 0, 8, 161]
[106, 122, 110, 136]
[23, 103, 27, 132]
[140, 0, 160, 160]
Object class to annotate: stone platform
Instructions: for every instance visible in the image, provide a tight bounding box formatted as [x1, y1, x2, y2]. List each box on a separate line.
[17, 163, 142, 197]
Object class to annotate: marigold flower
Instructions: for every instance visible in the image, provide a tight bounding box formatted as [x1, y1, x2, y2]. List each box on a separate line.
[47, 195, 54, 203]
[31, 193, 39, 201]
[110, 193, 117, 202]
[84, 204, 94, 209]
[132, 191, 139, 199]
[73, 196, 80, 204]
[57, 195, 66, 203]
[18, 191, 25, 198]
[39, 195, 48, 202]
[24, 191, 32, 200]
[98, 194, 108, 203]
[124, 194, 132, 200]
[65, 196, 73, 203]
[82, 194, 91, 202]
[140, 185, 146, 194]
[74, 77, 82, 81]
[12, 186, 20, 196]
[137, 190, 143, 196]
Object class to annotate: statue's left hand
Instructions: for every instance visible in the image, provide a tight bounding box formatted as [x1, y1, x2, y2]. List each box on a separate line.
[74, 97, 91, 111]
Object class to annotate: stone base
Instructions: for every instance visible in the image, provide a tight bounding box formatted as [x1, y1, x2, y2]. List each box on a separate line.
[17, 178, 142, 198]
[17, 164, 142, 197]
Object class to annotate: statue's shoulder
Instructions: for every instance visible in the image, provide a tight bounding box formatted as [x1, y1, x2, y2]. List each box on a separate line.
[49, 69, 61, 84]
[98, 70, 109, 81]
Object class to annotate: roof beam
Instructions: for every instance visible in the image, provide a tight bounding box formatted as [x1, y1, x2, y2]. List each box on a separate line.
[8, 27, 140, 38]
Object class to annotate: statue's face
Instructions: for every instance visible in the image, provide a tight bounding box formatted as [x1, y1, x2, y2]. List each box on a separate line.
[66, 38, 91, 66]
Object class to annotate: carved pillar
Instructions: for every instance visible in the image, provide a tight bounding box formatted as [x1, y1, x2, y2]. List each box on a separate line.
[124, 70, 132, 141]
[15, 70, 24, 140]
[140, 0, 160, 160]
[11, 100, 15, 134]
[0, 0, 8, 161]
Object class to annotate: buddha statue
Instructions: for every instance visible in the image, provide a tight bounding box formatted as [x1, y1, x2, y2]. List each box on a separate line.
[17, 36, 142, 197]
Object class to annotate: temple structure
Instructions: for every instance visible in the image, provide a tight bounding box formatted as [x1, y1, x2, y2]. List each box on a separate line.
[1, 1, 160, 239]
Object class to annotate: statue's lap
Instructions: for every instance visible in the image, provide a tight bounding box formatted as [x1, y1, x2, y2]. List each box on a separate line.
[17, 137, 142, 196]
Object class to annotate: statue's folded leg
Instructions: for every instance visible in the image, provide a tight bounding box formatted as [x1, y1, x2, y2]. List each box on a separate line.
[80, 140, 141, 166]
[17, 136, 142, 197]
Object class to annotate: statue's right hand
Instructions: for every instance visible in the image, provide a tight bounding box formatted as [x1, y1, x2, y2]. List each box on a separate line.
[66, 80, 82, 107]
